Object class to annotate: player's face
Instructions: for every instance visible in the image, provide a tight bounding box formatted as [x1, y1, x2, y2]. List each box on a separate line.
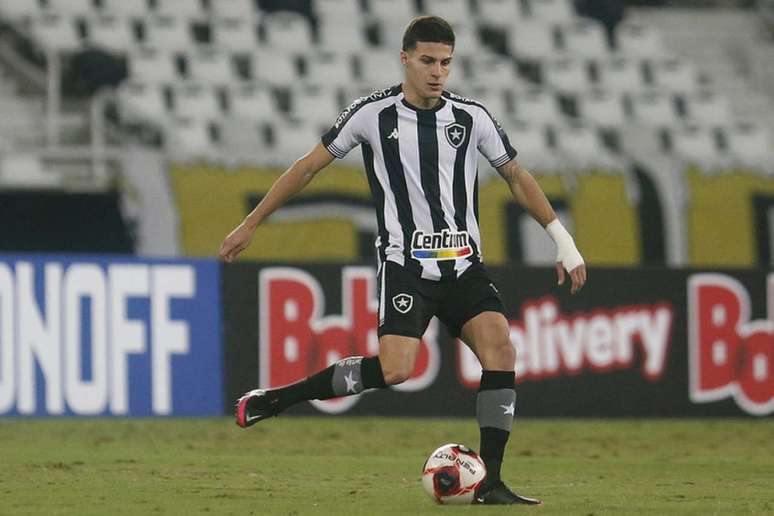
[401, 42, 454, 100]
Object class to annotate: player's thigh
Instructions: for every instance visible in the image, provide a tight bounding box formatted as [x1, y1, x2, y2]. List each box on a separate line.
[438, 266, 506, 339]
[378, 334, 421, 385]
[460, 311, 514, 371]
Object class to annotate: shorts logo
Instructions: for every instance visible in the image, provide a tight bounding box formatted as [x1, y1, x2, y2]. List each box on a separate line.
[445, 122, 467, 149]
[411, 229, 473, 261]
[392, 293, 413, 314]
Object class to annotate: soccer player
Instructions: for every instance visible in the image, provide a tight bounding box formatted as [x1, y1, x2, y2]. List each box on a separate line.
[220, 15, 586, 505]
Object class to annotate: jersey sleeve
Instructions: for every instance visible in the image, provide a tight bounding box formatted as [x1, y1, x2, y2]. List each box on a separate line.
[321, 97, 368, 158]
[476, 108, 517, 168]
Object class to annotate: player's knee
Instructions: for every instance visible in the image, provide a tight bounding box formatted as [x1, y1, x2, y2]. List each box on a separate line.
[381, 363, 413, 385]
[479, 336, 515, 370]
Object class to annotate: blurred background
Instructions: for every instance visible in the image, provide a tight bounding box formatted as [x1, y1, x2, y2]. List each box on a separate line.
[0, 0, 772, 419]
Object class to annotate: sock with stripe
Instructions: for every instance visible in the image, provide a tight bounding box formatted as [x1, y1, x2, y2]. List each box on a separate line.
[267, 355, 387, 413]
[476, 370, 516, 490]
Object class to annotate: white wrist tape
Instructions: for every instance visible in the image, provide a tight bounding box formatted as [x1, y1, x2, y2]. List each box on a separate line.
[546, 219, 584, 271]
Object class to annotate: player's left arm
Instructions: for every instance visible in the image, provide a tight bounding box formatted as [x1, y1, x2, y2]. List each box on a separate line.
[496, 159, 587, 294]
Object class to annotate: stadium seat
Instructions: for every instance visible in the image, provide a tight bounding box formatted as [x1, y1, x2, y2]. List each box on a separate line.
[554, 122, 608, 163]
[262, 12, 314, 54]
[289, 86, 342, 129]
[356, 50, 404, 89]
[724, 122, 772, 165]
[129, 47, 178, 82]
[143, 16, 194, 52]
[508, 22, 559, 60]
[221, 117, 269, 158]
[212, 17, 260, 52]
[86, 15, 136, 53]
[153, 0, 206, 20]
[541, 57, 592, 93]
[368, 0, 416, 27]
[477, 0, 525, 28]
[499, 119, 556, 169]
[172, 83, 223, 120]
[466, 55, 524, 91]
[529, 0, 575, 23]
[303, 51, 357, 89]
[226, 83, 280, 120]
[669, 124, 721, 163]
[614, 23, 667, 58]
[512, 89, 564, 124]
[317, 19, 369, 53]
[0, 0, 43, 21]
[0, 154, 61, 188]
[186, 48, 237, 85]
[44, 0, 97, 18]
[271, 121, 326, 163]
[252, 51, 299, 86]
[30, 15, 82, 53]
[595, 57, 645, 93]
[467, 88, 511, 118]
[118, 81, 168, 122]
[560, 19, 609, 58]
[210, 0, 259, 21]
[166, 117, 219, 159]
[629, 91, 680, 127]
[650, 57, 700, 95]
[576, 89, 626, 128]
[683, 90, 732, 126]
[421, 0, 474, 28]
[450, 23, 490, 58]
[313, 0, 363, 24]
[99, 0, 150, 19]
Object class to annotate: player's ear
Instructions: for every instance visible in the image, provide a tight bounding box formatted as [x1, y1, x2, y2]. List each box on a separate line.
[400, 50, 408, 65]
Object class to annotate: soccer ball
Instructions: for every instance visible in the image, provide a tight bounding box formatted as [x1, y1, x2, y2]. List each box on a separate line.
[421, 443, 487, 504]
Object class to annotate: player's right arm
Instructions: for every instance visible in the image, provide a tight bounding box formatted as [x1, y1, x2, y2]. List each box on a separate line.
[218, 143, 335, 262]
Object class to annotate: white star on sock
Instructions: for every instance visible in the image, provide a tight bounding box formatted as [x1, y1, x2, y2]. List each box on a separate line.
[344, 371, 359, 393]
[500, 402, 515, 416]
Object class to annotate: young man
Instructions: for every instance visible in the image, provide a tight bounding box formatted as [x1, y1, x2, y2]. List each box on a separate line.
[220, 16, 586, 505]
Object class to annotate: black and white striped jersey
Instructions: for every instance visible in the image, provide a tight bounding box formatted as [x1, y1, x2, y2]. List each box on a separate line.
[321, 84, 517, 281]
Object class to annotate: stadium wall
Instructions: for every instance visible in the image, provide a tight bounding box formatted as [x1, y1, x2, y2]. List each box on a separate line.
[1, 256, 771, 418]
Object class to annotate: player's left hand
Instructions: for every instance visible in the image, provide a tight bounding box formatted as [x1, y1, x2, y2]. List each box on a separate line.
[556, 262, 587, 295]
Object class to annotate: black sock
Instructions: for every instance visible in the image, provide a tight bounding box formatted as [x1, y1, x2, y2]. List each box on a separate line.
[268, 355, 386, 413]
[477, 370, 516, 489]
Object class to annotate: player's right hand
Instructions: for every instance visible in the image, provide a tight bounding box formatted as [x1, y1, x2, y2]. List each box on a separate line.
[219, 223, 254, 263]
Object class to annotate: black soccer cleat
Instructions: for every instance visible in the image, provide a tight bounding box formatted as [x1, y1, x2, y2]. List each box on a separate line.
[475, 481, 543, 505]
[235, 389, 279, 428]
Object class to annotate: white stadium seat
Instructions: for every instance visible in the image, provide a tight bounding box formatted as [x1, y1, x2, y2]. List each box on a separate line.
[576, 89, 626, 127]
[221, 117, 268, 158]
[44, 0, 97, 17]
[99, 0, 150, 19]
[304, 52, 357, 89]
[119, 81, 168, 122]
[289, 86, 342, 129]
[466, 56, 522, 90]
[560, 19, 609, 58]
[252, 51, 299, 86]
[212, 18, 259, 52]
[31, 15, 82, 52]
[500, 120, 555, 169]
[129, 47, 178, 82]
[0, 0, 43, 21]
[629, 91, 680, 126]
[508, 22, 559, 60]
[186, 48, 237, 85]
[262, 12, 314, 54]
[529, 0, 575, 23]
[614, 23, 667, 58]
[724, 122, 772, 164]
[650, 57, 700, 95]
[467, 88, 511, 119]
[166, 117, 219, 159]
[513, 89, 564, 124]
[477, 0, 525, 28]
[210, 0, 259, 21]
[683, 91, 732, 126]
[368, 0, 416, 26]
[272, 121, 326, 163]
[422, 0, 474, 27]
[144, 16, 194, 52]
[357, 50, 404, 89]
[541, 57, 592, 93]
[318, 19, 368, 53]
[87, 16, 135, 53]
[451, 23, 489, 58]
[313, 0, 363, 24]
[595, 57, 645, 93]
[554, 122, 606, 161]
[173, 83, 223, 120]
[153, 0, 205, 20]
[226, 83, 280, 120]
[670, 124, 721, 163]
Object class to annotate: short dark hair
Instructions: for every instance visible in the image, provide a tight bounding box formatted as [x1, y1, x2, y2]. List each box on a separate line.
[401, 16, 455, 52]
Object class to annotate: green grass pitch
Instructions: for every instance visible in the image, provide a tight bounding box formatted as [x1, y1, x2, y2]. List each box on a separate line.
[1, 417, 772, 515]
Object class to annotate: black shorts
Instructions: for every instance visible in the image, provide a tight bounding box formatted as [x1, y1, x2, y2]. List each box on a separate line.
[377, 261, 506, 339]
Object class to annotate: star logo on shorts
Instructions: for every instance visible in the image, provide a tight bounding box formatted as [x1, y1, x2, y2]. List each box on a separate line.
[392, 293, 413, 314]
[445, 122, 467, 149]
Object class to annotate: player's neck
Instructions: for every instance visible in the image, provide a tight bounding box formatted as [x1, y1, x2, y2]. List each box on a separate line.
[401, 82, 442, 110]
